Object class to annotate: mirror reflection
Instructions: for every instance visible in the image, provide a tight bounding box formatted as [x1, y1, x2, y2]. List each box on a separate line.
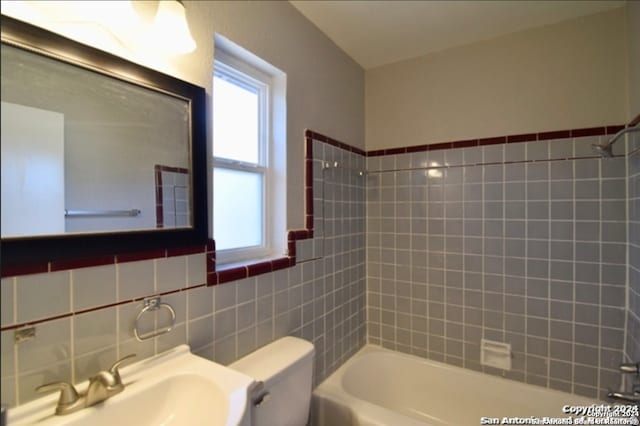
[1, 43, 192, 238]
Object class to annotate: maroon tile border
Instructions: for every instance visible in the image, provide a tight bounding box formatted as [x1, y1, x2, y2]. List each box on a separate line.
[537, 130, 571, 141]
[5, 122, 633, 282]
[507, 133, 537, 143]
[272, 257, 292, 271]
[507, 133, 538, 143]
[2, 130, 348, 286]
[366, 123, 627, 157]
[116, 249, 167, 263]
[479, 136, 506, 146]
[166, 245, 207, 257]
[50, 255, 115, 272]
[304, 129, 366, 156]
[264, 129, 365, 285]
[1, 262, 49, 277]
[607, 125, 625, 134]
[570, 127, 605, 138]
[247, 261, 272, 277]
[216, 266, 248, 284]
[5, 119, 637, 327]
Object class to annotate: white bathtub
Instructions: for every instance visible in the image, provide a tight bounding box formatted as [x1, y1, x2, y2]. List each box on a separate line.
[313, 345, 599, 426]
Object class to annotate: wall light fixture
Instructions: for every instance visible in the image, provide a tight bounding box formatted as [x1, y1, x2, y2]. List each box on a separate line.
[148, 0, 196, 54]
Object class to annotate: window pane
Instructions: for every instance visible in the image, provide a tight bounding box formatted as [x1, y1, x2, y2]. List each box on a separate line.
[213, 75, 259, 164]
[213, 168, 263, 250]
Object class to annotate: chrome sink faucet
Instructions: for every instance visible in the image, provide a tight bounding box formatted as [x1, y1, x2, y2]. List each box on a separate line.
[36, 354, 136, 416]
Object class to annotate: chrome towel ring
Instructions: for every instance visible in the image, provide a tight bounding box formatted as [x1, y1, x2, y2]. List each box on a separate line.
[134, 297, 176, 342]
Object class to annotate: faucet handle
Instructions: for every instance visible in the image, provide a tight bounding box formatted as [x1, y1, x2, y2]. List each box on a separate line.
[108, 353, 136, 384]
[36, 381, 80, 409]
[619, 362, 639, 374]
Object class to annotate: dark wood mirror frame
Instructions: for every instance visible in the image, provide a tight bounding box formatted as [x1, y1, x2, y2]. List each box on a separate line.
[0, 15, 208, 267]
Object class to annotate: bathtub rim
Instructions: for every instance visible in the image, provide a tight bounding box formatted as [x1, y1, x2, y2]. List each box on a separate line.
[313, 344, 600, 426]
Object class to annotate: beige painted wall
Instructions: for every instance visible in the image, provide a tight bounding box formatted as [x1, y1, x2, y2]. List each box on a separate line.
[627, 1, 640, 120]
[365, 7, 628, 150]
[4, 1, 365, 231]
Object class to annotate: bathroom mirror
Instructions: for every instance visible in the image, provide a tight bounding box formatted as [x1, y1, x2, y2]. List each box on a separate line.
[1, 16, 207, 266]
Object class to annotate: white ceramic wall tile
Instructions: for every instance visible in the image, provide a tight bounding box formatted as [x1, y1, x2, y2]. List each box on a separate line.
[72, 265, 116, 311]
[187, 286, 213, 320]
[214, 308, 237, 341]
[118, 260, 154, 301]
[237, 301, 256, 331]
[237, 326, 257, 358]
[2, 139, 368, 408]
[157, 323, 186, 353]
[16, 318, 71, 374]
[236, 277, 256, 304]
[160, 292, 186, 325]
[117, 301, 148, 342]
[193, 344, 214, 361]
[366, 135, 634, 399]
[215, 282, 237, 311]
[155, 256, 186, 293]
[257, 295, 274, 323]
[257, 319, 274, 347]
[1, 330, 15, 377]
[574, 136, 599, 157]
[186, 253, 206, 286]
[74, 346, 117, 384]
[187, 315, 214, 351]
[1, 277, 15, 327]
[73, 309, 117, 357]
[16, 271, 70, 323]
[118, 336, 155, 363]
[18, 360, 72, 405]
[213, 334, 236, 365]
[258, 272, 276, 296]
[1, 376, 16, 407]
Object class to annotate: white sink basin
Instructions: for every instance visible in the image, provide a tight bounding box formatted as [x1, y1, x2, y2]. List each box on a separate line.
[8, 345, 255, 426]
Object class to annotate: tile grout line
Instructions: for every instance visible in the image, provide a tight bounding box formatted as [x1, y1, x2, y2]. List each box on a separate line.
[571, 139, 578, 393]
[546, 141, 552, 389]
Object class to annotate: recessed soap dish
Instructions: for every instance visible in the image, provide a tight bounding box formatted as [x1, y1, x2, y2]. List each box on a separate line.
[480, 339, 512, 370]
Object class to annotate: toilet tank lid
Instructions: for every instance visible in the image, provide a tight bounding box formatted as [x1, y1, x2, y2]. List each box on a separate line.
[230, 337, 314, 384]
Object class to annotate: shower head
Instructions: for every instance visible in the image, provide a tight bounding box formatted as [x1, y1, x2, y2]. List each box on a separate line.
[591, 142, 614, 158]
[592, 125, 639, 158]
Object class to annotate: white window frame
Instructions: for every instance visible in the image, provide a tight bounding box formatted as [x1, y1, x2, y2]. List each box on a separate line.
[213, 50, 275, 264]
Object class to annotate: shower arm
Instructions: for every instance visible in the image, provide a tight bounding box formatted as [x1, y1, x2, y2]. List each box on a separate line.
[608, 125, 639, 145]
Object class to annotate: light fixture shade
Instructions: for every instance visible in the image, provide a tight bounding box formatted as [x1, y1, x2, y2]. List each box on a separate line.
[151, 0, 196, 54]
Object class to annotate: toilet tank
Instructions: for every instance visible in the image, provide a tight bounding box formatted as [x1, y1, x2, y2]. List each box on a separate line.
[230, 337, 314, 426]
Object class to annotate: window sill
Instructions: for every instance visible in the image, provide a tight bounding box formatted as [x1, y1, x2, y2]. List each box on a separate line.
[210, 255, 293, 285]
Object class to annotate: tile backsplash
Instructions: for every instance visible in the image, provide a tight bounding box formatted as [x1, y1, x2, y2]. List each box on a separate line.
[366, 134, 631, 399]
[2, 125, 637, 409]
[0, 135, 366, 408]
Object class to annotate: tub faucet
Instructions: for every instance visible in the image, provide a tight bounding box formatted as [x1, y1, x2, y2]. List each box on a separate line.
[618, 362, 639, 375]
[607, 385, 640, 404]
[607, 362, 640, 404]
[36, 354, 135, 415]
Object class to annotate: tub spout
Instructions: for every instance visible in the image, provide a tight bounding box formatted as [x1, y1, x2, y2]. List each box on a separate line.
[607, 390, 640, 404]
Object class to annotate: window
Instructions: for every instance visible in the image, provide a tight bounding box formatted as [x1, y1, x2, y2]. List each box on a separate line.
[213, 42, 286, 264]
